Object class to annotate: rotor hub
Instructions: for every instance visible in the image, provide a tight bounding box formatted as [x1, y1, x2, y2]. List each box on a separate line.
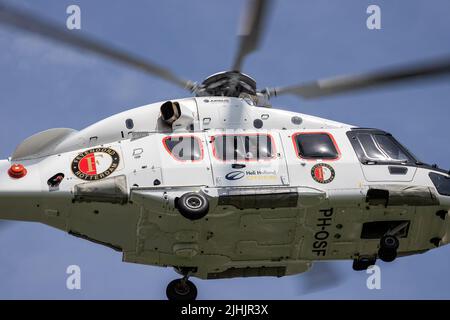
[195, 71, 257, 98]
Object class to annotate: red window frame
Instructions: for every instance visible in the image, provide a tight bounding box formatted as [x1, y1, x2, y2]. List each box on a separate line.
[292, 132, 341, 161]
[162, 135, 204, 162]
[211, 133, 277, 162]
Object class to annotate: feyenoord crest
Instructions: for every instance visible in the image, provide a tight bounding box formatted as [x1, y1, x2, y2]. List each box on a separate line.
[71, 147, 120, 181]
[311, 163, 335, 184]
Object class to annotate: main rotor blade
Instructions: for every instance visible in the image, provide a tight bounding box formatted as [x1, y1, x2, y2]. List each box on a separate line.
[232, 0, 271, 71]
[0, 2, 194, 91]
[267, 56, 450, 99]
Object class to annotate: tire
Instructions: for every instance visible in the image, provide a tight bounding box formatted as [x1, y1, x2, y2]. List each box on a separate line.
[352, 257, 376, 271]
[177, 192, 209, 220]
[166, 279, 197, 301]
[380, 235, 399, 250]
[378, 248, 397, 262]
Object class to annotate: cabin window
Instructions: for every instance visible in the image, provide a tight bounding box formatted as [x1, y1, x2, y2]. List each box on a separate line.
[212, 134, 275, 161]
[293, 132, 339, 159]
[163, 136, 203, 161]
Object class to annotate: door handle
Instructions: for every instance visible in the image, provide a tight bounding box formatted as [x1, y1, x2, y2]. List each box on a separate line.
[232, 163, 246, 169]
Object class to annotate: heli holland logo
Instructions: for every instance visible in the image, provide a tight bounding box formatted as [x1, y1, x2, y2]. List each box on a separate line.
[225, 171, 245, 181]
[71, 147, 120, 181]
[311, 163, 335, 184]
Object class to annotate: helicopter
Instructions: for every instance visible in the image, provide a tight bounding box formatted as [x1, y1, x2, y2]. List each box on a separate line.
[1, 0, 450, 301]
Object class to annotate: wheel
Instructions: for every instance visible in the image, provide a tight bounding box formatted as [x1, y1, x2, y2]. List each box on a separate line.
[378, 235, 399, 262]
[380, 235, 399, 250]
[378, 248, 397, 262]
[352, 257, 376, 271]
[177, 192, 209, 220]
[166, 279, 198, 301]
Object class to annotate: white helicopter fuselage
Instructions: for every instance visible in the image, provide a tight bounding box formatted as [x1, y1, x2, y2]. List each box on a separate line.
[1, 97, 449, 280]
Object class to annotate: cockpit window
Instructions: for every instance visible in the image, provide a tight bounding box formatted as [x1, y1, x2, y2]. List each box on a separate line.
[212, 134, 274, 161]
[356, 133, 386, 160]
[163, 136, 203, 161]
[293, 133, 339, 159]
[348, 130, 416, 164]
[373, 134, 412, 161]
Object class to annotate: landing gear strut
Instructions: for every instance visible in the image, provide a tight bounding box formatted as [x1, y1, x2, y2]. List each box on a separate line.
[377, 221, 408, 263]
[166, 268, 198, 301]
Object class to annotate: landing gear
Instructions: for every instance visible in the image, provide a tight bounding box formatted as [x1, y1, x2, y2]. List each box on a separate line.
[378, 235, 399, 262]
[352, 257, 376, 271]
[167, 267, 198, 301]
[166, 278, 198, 301]
[177, 192, 209, 221]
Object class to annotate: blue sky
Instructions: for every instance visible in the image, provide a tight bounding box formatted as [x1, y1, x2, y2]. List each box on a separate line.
[0, 0, 449, 299]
